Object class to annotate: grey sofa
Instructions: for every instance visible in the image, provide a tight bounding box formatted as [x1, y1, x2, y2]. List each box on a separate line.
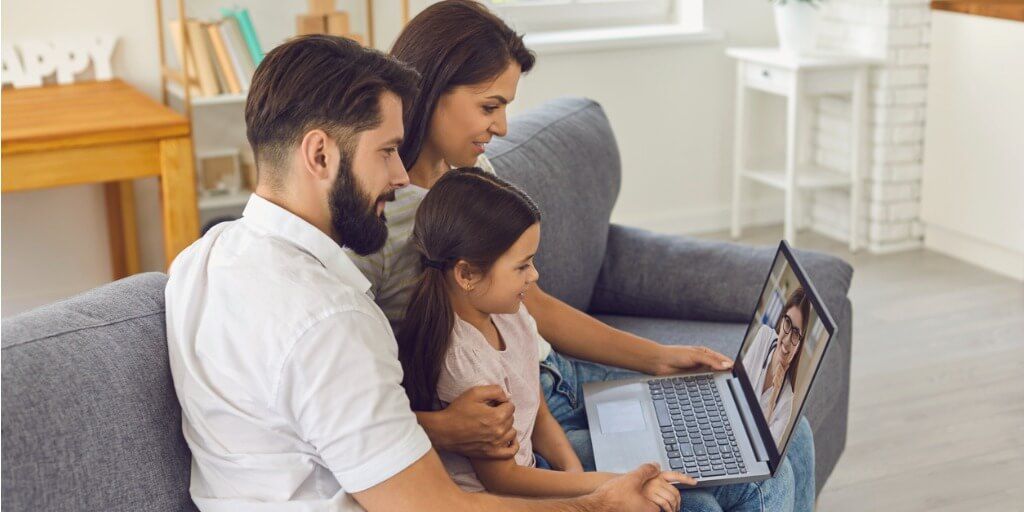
[1, 97, 852, 511]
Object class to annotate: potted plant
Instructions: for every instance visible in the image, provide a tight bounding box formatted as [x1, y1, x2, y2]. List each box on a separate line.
[773, 0, 823, 56]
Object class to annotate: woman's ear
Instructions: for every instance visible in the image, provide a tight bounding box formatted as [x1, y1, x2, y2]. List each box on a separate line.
[453, 260, 479, 293]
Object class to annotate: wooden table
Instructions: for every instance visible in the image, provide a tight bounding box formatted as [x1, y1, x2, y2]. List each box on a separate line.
[2, 79, 199, 278]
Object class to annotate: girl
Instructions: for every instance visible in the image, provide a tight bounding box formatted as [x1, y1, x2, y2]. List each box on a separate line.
[741, 288, 810, 445]
[349, 1, 817, 510]
[397, 167, 687, 511]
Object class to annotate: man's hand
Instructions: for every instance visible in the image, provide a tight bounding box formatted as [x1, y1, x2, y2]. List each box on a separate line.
[430, 385, 518, 459]
[589, 463, 695, 512]
[648, 345, 733, 376]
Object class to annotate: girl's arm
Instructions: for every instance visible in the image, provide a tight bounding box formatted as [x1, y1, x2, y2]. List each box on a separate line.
[523, 286, 733, 375]
[531, 390, 583, 472]
[470, 455, 616, 498]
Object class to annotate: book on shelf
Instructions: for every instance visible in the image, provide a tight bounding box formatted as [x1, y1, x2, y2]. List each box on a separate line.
[221, 17, 255, 90]
[222, 7, 265, 66]
[205, 21, 243, 95]
[185, 20, 221, 97]
[168, 19, 202, 97]
[168, 8, 263, 99]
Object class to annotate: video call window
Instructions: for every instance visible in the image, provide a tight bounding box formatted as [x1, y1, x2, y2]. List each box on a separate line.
[739, 254, 830, 450]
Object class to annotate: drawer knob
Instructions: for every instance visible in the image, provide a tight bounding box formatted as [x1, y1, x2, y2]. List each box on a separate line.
[762, 69, 770, 78]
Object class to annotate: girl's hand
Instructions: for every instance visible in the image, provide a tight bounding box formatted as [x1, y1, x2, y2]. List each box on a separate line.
[641, 471, 688, 512]
[648, 345, 733, 376]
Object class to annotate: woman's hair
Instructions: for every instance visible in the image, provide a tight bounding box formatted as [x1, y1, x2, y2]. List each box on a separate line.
[390, 0, 535, 170]
[397, 167, 541, 411]
[774, 287, 811, 389]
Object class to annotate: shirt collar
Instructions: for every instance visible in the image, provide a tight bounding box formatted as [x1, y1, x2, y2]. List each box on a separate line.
[242, 194, 372, 295]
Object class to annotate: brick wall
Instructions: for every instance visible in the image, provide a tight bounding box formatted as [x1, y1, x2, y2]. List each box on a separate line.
[811, 0, 931, 252]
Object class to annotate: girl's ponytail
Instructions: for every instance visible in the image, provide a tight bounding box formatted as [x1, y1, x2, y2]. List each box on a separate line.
[398, 257, 456, 411]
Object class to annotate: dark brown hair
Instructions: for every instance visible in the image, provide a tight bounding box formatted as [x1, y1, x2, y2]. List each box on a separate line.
[390, 0, 535, 170]
[245, 34, 419, 187]
[398, 167, 541, 411]
[774, 287, 811, 389]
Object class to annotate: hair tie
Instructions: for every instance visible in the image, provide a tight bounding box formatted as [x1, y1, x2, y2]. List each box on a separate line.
[423, 258, 446, 270]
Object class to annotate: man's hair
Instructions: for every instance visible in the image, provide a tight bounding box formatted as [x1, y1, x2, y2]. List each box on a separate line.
[245, 35, 420, 188]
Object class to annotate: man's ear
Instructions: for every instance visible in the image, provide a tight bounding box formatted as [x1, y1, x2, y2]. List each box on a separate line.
[453, 260, 480, 292]
[299, 129, 333, 181]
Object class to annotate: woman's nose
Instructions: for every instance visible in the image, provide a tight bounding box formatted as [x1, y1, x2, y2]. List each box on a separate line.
[491, 113, 508, 137]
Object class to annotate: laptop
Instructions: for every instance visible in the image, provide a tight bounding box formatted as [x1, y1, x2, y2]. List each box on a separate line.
[583, 240, 836, 487]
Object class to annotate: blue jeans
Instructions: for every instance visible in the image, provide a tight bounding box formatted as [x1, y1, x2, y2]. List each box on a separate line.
[539, 350, 816, 512]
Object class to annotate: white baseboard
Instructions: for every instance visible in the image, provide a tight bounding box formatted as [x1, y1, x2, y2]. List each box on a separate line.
[924, 224, 1024, 281]
[611, 199, 785, 236]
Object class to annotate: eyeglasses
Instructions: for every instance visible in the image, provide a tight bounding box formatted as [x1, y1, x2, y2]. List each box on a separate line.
[780, 314, 804, 344]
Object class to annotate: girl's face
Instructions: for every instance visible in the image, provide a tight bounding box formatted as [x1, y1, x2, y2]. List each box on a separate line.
[777, 306, 805, 367]
[427, 61, 522, 167]
[462, 223, 540, 315]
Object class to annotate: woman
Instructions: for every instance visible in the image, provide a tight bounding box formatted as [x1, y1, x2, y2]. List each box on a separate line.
[347, 1, 816, 510]
[742, 288, 810, 445]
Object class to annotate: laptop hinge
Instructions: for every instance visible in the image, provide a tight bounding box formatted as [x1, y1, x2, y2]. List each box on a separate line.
[728, 377, 769, 463]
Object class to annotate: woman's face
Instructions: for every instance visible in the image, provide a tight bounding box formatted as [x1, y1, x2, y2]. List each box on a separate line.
[427, 61, 522, 167]
[777, 306, 805, 367]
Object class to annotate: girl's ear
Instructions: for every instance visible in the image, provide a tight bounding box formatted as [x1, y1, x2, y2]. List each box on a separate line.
[453, 260, 480, 292]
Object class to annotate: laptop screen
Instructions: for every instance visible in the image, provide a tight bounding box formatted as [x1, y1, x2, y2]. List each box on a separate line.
[735, 242, 835, 462]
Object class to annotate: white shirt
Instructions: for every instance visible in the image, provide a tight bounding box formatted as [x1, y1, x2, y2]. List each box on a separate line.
[436, 305, 542, 492]
[165, 194, 431, 511]
[741, 324, 795, 446]
[347, 155, 554, 362]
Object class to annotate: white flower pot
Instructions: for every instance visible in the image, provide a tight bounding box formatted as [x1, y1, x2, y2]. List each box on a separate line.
[774, 2, 822, 56]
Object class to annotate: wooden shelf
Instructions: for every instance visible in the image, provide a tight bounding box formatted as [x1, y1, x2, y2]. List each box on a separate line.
[168, 83, 247, 107]
[931, 1, 1024, 23]
[742, 167, 853, 190]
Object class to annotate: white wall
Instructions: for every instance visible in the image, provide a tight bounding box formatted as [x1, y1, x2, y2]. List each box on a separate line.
[920, 11, 1024, 281]
[2, 0, 781, 316]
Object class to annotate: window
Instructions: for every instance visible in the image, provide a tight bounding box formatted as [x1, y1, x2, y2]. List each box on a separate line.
[487, 0, 675, 33]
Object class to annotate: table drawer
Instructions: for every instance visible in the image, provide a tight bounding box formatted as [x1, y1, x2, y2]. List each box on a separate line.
[744, 63, 793, 94]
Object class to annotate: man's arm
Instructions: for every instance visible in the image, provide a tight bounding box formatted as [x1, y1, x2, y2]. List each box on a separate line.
[523, 286, 733, 375]
[414, 385, 519, 459]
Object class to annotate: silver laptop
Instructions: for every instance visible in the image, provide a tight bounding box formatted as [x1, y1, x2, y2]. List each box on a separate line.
[584, 241, 836, 487]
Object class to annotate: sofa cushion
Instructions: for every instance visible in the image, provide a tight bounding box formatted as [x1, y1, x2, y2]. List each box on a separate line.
[488, 97, 621, 312]
[1, 272, 196, 512]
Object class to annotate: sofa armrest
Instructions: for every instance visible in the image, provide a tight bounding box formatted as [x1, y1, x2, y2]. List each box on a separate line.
[589, 224, 854, 324]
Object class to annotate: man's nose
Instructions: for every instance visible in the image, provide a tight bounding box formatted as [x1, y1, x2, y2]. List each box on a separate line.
[390, 159, 410, 189]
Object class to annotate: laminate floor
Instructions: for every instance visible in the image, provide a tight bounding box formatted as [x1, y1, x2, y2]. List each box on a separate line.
[699, 226, 1024, 511]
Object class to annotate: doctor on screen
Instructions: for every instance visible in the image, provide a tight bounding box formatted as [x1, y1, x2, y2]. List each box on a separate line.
[742, 287, 810, 444]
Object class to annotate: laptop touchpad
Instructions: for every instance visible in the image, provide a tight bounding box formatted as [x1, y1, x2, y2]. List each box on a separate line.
[597, 400, 647, 434]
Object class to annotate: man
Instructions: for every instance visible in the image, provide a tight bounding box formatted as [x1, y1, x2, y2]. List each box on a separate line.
[165, 35, 683, 511]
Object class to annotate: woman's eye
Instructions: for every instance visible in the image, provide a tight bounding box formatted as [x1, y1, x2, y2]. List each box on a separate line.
[483, 105, 499, 114]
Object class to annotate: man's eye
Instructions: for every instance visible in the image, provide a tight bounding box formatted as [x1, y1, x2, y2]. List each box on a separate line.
[383, 147, 398, 155]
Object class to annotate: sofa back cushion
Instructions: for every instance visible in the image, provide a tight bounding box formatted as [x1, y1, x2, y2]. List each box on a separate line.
[1, 272, 196, 512]
[488, 97, 621, 311]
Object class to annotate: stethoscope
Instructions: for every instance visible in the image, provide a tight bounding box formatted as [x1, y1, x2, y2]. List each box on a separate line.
[762, 335, 779, 370]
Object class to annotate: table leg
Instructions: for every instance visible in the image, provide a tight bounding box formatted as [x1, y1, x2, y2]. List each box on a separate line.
[731, 62, 746, 240]
[159, 136, 200, 268]
[784, 76, 801, 245]
[104, 180, 140, 279]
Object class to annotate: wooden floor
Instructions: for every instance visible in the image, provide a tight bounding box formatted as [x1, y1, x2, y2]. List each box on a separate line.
[700, 226, 1024, 511]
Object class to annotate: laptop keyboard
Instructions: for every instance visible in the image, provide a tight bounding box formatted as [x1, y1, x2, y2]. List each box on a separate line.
[648, 375, 748, 478]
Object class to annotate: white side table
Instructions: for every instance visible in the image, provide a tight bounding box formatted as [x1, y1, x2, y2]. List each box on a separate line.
[727, 47, 879, 251]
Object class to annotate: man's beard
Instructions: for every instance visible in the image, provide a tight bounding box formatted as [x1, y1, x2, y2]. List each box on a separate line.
[328, 157, 395, 256]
